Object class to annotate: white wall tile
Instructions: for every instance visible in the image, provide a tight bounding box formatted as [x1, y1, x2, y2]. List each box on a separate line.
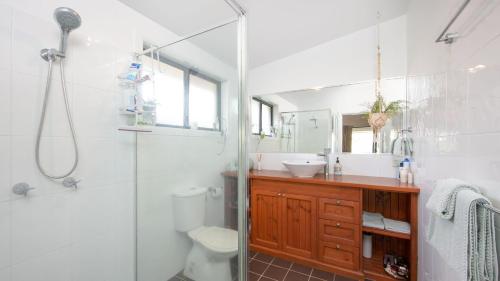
[0, 4, 12, 72]
[11, 193, 71, 264]
[10, 73, 42, 136]
[69, 236, 117, 281]
[0, 266, 11, 281]
[0, 137, 11, 202]
[70, 185, 115, 243]
[0, 69, 11, 136]
[11, 9, 57, 77]
[11, 247, 71, 281]
[75, 138, 116, 188]
[73, 85, 117, 138]
[0, 201, 11, 270]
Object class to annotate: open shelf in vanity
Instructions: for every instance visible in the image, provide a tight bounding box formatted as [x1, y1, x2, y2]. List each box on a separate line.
[223, 170, 419, 281]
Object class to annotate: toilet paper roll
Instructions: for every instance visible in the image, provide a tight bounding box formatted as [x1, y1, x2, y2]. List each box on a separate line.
[363, 234, 373, 258]
[208, 186, 223, 198]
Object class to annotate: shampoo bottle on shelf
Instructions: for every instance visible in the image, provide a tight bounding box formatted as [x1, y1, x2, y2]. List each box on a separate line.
[334, 157, 342, 176]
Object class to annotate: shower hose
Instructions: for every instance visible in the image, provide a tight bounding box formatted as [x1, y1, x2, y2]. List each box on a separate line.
[35, 59, 79, 180]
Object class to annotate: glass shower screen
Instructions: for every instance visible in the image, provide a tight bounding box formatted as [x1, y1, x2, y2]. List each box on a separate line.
[135, 11, 247, 281]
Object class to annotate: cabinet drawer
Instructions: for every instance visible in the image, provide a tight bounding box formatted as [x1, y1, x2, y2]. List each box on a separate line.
[319, 219, 360, 246]
[318, 241, 360, 270]
[318, 198, 360, 224]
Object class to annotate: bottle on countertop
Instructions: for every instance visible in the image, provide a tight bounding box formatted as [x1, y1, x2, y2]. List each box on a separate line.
[334, 157, 342, 176]
[407, 171, 414, 184]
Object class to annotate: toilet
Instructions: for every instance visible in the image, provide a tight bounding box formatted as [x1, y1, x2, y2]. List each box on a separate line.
[172, 187, 238, 281]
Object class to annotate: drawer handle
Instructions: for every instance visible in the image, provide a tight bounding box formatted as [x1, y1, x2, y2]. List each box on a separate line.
[336, 200, 341, 205]
[336, 244, 341, 250]
[336, 223, 341, 227]
[278, 193, 282, 196]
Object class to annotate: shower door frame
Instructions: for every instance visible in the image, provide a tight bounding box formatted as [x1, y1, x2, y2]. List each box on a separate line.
[224, 1, 249, 280]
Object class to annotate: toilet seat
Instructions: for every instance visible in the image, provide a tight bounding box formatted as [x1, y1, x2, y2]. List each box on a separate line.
[188, 226, 238, 254]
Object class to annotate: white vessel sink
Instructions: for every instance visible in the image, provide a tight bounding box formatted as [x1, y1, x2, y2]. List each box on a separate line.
[282, 160, 327, 178]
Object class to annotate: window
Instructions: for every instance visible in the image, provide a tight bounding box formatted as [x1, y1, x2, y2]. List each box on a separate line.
[141, 49, 221, 130]
[251, 98, 273, 135]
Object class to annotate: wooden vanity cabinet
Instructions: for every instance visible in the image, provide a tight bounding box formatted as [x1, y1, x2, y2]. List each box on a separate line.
[250, 178, 363, 277]
[248, 173, 419, 281]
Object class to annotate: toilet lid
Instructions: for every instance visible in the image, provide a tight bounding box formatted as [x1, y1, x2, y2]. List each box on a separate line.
[192, 226, 238, 253]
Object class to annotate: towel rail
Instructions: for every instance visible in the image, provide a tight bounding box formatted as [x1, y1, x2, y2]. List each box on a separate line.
[480, 203, 500, 215]
[435, 0, 471, 44]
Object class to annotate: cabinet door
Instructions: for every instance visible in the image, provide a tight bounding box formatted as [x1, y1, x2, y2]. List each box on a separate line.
[251, 188, 281, 249]
[281, 193, 317, 259]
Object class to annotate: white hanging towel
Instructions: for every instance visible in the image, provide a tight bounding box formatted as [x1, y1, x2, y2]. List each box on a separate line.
[426, 178, 480, 219]
[427, 184, 498, 281]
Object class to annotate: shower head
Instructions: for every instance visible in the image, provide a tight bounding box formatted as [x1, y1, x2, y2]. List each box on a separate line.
[55, 7, 81, 32]
[54, 7, 81, 56]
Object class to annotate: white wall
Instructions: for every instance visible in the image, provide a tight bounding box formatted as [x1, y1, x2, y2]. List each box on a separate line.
[0, 1, 237, 281]
[406, 0, 500, 280]
[248, 15, 407, 95]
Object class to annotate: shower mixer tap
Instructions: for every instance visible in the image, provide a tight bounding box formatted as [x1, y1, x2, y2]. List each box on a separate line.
[63, 177, 82, 189]
[12, 183, 36, 196]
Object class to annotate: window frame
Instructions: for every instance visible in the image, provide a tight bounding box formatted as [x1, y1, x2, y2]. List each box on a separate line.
[252, 97, 274, 136]
[145, 50, 222, 132]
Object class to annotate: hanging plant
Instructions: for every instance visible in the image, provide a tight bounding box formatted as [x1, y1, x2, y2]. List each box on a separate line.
[365, 96, 404, 131]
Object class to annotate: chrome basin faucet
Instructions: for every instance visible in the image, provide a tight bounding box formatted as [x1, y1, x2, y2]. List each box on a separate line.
[317, 148, 331, 177]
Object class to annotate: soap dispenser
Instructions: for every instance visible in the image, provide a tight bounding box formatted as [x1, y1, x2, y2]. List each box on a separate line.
[334, 157, 343, 176]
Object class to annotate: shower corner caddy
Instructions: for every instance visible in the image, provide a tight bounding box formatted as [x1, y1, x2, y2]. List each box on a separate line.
[118, 126, 153, 133]
[116, 64, 155, 133]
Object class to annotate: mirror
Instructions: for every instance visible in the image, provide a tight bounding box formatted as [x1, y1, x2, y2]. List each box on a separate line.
[250, 77, 406, 154]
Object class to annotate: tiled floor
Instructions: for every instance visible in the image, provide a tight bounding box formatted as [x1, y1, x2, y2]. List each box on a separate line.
[249, 252, 359, 281]
[168, 252, 365, 281]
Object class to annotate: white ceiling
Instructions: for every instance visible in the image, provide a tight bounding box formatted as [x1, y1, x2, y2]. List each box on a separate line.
[119, 0, 409, 68]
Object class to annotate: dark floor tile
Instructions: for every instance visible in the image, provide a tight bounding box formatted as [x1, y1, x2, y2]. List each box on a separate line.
[263, 265, 288, 281]
[310, 268, 334, 280]
[335, 274, 357, 281]
[290, 263, 312, 275]
[250, 259, 269, 275]
[260, 276, 276, 281]
[310, 278, 324, 281]
[249, 251, 257, 258]
[254, 253, 274, 263]
[272, 257, 292, 269]
[249, 272, 260, 281]
[283, 271, 309, 281]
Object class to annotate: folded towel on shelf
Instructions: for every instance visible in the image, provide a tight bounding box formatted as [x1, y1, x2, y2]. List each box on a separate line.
[426, 178, 480, 220]
[383, 218, 411, 234]
[427, 188, 498, 281]
[363, 211, 384, 229]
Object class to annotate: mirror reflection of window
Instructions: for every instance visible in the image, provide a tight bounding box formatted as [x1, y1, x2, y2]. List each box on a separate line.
[261, 103, 272, 135]
[351, 127, 373, 154]
[342, 114, 371, 153]
[251, 99, 260, 134]
[251, 98, 273, 136]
